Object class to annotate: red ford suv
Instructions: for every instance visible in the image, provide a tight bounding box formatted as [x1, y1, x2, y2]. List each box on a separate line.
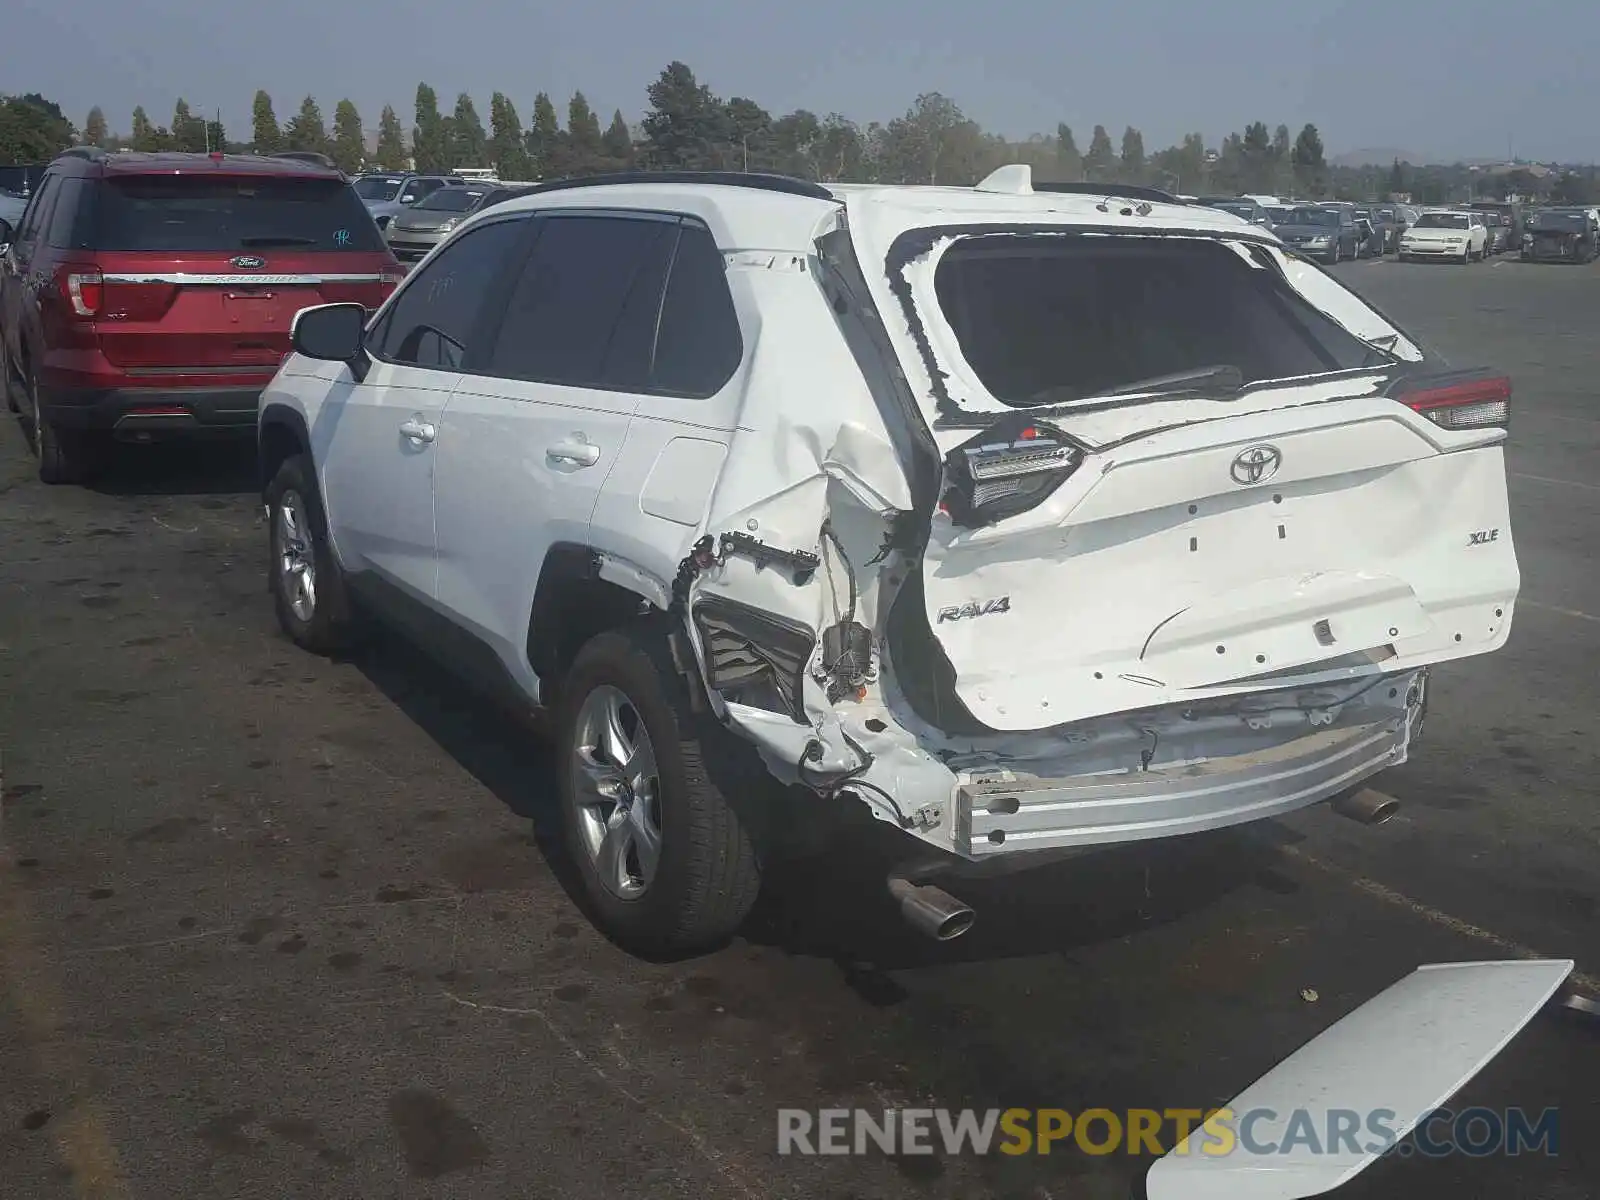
[0, 149, 402, 483]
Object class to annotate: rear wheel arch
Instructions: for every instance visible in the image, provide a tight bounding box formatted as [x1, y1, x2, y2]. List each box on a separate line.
[258, 404, 311, 496]
[525, 544, 675, 709]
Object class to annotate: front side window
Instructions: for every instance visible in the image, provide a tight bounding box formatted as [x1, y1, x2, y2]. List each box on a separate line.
[372, 217, 529, 371]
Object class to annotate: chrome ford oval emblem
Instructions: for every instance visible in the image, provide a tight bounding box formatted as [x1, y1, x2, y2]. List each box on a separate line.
[1230, 444, 1282, 485]
[231, 255, 266, 269]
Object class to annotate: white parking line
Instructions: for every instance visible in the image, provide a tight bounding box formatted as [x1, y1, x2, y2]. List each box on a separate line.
[1511, 472, 1600, 492]
[1282, 845, 1600, 995]
[1520, 600, 1600, 625]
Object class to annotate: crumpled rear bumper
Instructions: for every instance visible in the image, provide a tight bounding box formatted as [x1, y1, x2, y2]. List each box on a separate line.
[956, 717, 1410, 858]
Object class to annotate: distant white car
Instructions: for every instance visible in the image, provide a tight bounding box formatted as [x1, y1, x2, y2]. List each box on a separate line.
[1398, 210, 1488, 263]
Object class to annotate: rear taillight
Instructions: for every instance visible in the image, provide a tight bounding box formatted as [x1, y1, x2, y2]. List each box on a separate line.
[1391, 370, 1511, 432]
[380, 268, 406, 286]
[939, 416, 1083, 528]
[59, 267, 103, 318]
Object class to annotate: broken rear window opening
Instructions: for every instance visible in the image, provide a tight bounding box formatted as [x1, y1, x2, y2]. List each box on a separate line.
[930, 235, 1382, 409]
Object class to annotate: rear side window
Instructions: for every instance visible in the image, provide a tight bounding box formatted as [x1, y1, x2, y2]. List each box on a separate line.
[932, 236, 1377, 407]
[88, 176, 385, 252]
[372, 218, 529, 371]
[483, 214, 676, 390]
[45, 178, 90, 248]
[651, 223, 743, 397]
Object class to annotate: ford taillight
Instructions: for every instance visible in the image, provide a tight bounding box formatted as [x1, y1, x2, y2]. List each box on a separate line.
[1390, 369, 1511, 431]
[939, 416, 1083, 528]
[59, 266, 103, 318]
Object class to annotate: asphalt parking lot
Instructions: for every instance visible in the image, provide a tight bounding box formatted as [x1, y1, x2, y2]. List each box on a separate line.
[2, 255, 1597, 1200]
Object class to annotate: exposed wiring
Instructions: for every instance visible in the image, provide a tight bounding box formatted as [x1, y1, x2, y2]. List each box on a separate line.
[819, 520, 857, 628]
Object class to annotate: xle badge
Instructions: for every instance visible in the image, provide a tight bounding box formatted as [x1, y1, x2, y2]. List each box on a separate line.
[1468, 529, 1500, 546]
[937, 597, 1011, 623]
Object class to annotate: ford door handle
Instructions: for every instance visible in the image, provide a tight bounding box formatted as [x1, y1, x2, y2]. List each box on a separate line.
[547, 436, 600, 467]
[398, 417, 436, 444]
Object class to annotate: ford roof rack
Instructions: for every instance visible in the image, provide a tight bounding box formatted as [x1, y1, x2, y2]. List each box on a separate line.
[517, 170, 835, 202]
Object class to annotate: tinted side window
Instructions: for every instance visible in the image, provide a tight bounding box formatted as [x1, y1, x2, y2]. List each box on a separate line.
[45, 179, 89, 248]
[16, 176, 57, 245]
[373, 218, 528, 371]
[651, 223, 743, 397]
[484, 214, 675, 390]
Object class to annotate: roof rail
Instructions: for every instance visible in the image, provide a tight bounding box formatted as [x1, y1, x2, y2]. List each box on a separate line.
[517, 170, 836, 202]
[1032, 181, 1187, 205]
[56, 146, 109, 162]
[272, 151, 340, 170]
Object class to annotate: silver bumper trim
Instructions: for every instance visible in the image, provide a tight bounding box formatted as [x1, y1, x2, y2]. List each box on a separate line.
[957, 719, 1407, 857]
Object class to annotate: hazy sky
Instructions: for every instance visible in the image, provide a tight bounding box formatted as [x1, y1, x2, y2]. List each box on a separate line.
[12, 0, 1598, 163]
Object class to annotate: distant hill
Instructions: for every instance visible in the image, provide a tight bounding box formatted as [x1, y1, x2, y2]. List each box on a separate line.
[1332, 148, 1434, 168]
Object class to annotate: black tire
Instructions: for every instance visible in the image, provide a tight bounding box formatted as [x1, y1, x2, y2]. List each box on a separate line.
[23, 361, 103, 485]
[557, 623, 761, 957]
[0, 339, 18, 414]
[264, 452, 355, 654]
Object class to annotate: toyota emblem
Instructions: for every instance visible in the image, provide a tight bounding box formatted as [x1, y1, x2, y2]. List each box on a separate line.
[1230, 444, 1282, 485]
[231, 255, 266, 269]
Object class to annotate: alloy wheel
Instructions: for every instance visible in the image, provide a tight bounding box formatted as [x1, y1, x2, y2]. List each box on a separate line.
[570, 684, 663, 901]
[275, 489, 318, 622]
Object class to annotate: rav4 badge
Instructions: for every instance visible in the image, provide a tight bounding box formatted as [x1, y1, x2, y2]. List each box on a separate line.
[937, 597, 1012, 623]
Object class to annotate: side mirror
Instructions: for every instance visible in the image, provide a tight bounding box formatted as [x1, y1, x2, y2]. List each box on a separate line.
[291, 303, 370, 381]
[0, 217, 12, 256]
[398, 191, 418, 205]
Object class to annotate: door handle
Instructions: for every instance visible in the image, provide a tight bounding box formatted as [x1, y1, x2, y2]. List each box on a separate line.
[547, 435, 600, 467]
[399, 417, 436, 444]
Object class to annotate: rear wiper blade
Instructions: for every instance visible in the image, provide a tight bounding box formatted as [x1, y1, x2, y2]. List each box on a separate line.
[238, 235, 317, 247]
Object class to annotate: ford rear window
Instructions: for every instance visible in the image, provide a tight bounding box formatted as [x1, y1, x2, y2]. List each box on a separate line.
[88, 176, 384, 252]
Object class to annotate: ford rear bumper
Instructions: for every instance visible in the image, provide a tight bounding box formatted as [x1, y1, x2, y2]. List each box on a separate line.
[40, 385, 263, 436]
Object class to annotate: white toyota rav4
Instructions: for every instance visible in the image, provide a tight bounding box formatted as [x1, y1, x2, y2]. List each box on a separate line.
[258, 166, 1520, 960]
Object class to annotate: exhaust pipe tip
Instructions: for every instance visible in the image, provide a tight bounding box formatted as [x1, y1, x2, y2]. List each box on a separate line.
[889, 877, 976, 941]
[1331, 787, 1401, 826]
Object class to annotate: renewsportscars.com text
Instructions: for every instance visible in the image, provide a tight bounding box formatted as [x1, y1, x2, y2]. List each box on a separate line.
[777, 1106, 1559, 1159]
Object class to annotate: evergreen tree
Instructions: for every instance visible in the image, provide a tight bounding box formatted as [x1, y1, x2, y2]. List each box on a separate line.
[131, 106, 157, 152]
[283, 96, 330, 154]
[601, 110, 634, 167]
[83, 106, 109, 149]
[331, 100, 365, 173]
[375, 105, 407, 170]
[565, 92, 604, 174]
[251, 90, 281, 154]
[451, 93, 487, 169]
[487, 93, 531, 180]
[525, 91, 561, 177]
[412, 84, 449, 173]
